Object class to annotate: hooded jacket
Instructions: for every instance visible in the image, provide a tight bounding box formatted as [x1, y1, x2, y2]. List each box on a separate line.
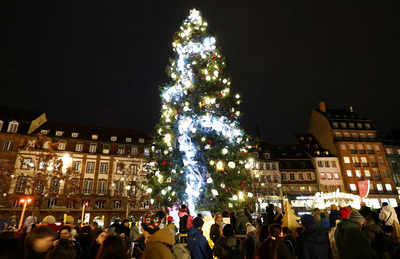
[143, 227, 175, 259]
[297, 225, 331, 259]
[187, 227, 213, 259]
[379, 205, 399, 226]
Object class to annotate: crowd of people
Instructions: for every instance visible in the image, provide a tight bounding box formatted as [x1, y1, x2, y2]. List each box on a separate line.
[0, 202, 400, 259]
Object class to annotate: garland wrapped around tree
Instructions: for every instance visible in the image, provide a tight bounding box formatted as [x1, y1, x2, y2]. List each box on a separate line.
[145, 9, 254, 213]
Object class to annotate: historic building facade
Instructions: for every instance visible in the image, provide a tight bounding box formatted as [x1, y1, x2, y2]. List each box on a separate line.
[296, 134, 344, 193]
[0, 108, 150, 226]
[309, 102, 398, 208]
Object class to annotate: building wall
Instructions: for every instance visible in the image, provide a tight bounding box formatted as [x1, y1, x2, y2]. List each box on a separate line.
[314, 157, 344, 192]
[308, 110, 337, 154]
[385, 146, 400, 197]
[251, 160, 281, 197]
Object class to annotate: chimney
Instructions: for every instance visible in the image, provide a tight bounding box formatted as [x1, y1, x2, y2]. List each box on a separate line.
[319, 101, 326, 113]
[349, 106, 354, 112]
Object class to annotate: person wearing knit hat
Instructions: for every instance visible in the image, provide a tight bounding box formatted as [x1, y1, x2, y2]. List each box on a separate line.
[340, 207, 351, 219]
[348, 210, 366, 226]
[187, 217, 212, 259]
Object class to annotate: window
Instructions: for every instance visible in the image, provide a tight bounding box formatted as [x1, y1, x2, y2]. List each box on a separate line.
[340, 122, 347, 128]
[144, 148, 149, 156]
[38, 161, 46, 170]
[126, 137, 132, 143]
[15, 176, 27, 193]
[75, 143, 83, 152]
[100, 162, 108, 174]
[352, 157, 359, 163]
[365, 123, 371, 129]
[113, 200, 121, 209]
[130, 164, 138, 175]
[86, 162, 95, 174]
[21, 158, 33, 169]
[368, 133, 375, 139]
[290, 173, 295, 180]
[386, 148, 393, 155]
[364, 170, 371, 177]
[83, 179, 93, 194]
[98, 180, 107, 194]
[111, 136, 117, 142]
[55, 131, 63, 137]
[40, 129, 49, 135]
[344, 132, 350, 138]
[361, 157, 368, 163]
[50, 178, 60, 193]
[115, 181, 124, 195]
[351, 133, 358, 139]
[355, 170, 361, 177]
[347, 170, 352, 177]
[73, 161, 81, 172]
[343, 157, 351, 164]
[48, 199, 57, 208]
[349, 123, 355, 128]
[34, 179, 44, 194]
[320, 173, 326, 180]
[357, 123, 363, 129]
[71, 132, 79, 138]
[334, 173, 339, 179]
[69, 179, 80, 194]
[340, 144, 347, 151]
[7, 121, 19, 133]
[385, 184, 392, 191]
[118, 144, 125, 155]
[89, 144, 97, 153]
[131, 146, 138, 156]
[327, 173, 332, 179]
[317, 161, 323, 167]
[378, 156, 384, 164]
[360, 133, 366, 139]
[377, 184, 383, 191]
[0, 120, 3, 131]
[374, 145, 380, 152]
[95, 200, 105, 209]
[350, 184, 357, 191]
[264, 153, 271, 159]
[331, 161, 337, 168]
[332, 122, 338, 128]
[325, 161, 330, 168]
[281, 173, 287, 181]
[307, 173, 312, 180]
[92, 135, 98, 140]
[58, 142, 66, 151]
[335, 132, 342, 138]
[2, 140, 13, 151]
[266, 175, 272, 182]
[139, 138, 145, 144]
[299, 173, 304, 180]
[102, 144, 110, 154]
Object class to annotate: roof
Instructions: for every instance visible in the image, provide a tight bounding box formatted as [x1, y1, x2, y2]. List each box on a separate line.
[295, 133, 336, 157]
[33, 121, 149, 144]
[279, 159, 315, 170]
[0, 107, 44, 134]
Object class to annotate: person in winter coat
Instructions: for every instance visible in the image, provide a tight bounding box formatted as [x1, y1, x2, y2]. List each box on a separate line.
[214, 224, 243, 259]
[379, 202, 399, 227]
[297, 215, 330, 259]
[335, 210, 377, 259]
[187, 217, 213, 259]
[142, 213, 175, 259]
[329, 204, 341, 228]
[241, 223, 257, 259]
[339, 207, 351, 220]
[359, 202, 372, 218]
[95, 235, 128, 259]
[24, 226, 56, 259]
[258, 224, 293, 259]
[235, 210, 249, 235]
[210, 213, 223, 245]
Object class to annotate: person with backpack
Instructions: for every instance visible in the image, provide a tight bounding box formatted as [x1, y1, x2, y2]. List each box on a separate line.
[214, 224, 244, 259]
[142, 213, 175, 259]
[187, 217, 212, 259]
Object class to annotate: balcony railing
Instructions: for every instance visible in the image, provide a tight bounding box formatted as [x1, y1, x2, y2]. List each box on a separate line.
[350, 150, 357, 154]
[359, 150, 366, 154]
[354, 163, 361, 167]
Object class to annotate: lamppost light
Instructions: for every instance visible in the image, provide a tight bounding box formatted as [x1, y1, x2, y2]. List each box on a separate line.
[20, 199, 25, 203]
[27, 198, 32, 203]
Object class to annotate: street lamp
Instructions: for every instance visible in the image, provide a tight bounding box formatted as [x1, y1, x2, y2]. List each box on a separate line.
[18, 197, 32, 230]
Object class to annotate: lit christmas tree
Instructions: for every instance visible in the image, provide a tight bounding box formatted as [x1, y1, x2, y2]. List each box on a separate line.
[146, 9, 254, 213]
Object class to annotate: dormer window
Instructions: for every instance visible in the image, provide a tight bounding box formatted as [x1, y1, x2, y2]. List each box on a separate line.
[71, 132, 79, 138]
[332, 122, 338, 128]
[349, 123, 355, 128]
[111, 136, 117, 142]
[357, 123, 363, 129]
[365, 123, 371, 129]
[7, 121, 19, 133]
[139, 138, 145, 144]
[55, 131, 63, 137]
[340, 122, 347, 128]
[316, 151, 320, 155]
[40, 129, 49, 135]
[0, 120, 3, 131]
[126, 137, 132, 143]
[264, 153, 270, 159]
[92, 135, 98, 140]
[324, 151, 329, 155]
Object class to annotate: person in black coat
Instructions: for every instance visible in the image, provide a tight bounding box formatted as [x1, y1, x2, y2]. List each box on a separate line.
[297, 215, 331, 259]
[329, 204, 341, 228]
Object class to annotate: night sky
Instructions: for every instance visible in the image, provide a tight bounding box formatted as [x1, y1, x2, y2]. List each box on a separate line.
[3, 1, 400, 143]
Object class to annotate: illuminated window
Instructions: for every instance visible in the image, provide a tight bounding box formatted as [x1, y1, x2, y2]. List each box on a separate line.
[347, 170, 352, 177]
[349, 123, 355, 128]
[364, 170, 371, 177]
[357, 123, 363, 128]
[7, 121, 19, 133]
[377, 184, 383, 191]
[58, 142, 66, 151]
[385, 184, 392, 191]
[86, 162, 95, 174]
[340, 144, 346, 150]
[75, 143, 83, 152]
[118, 144, 125, 155]
[131, 146, 138, 156]
[98, 180, 107, 194]
[352, 157, 359, 163]
[89, 144, 97, 153]
[83, 179, 93, 194]
[318, 161, 323, 167]
[126, 137, 132, 143]
[334, 173, 339, 179]
[386, 148, 393, 155]
[365, 123, 371, 129]
[325, 161, 330, 167]
[349, 184, 357, 191]
[71, 132, 79, 138]
[355, 170, 361, 177]
[111, 136, 117, 142]
[100, 162, 108, 174]
[40, 129, 49, 135]
[92, 135, 98, 140]
[361, 157, 368, 163]
[73, 161, 81, 172]
[2, 140, 13, 152]
[343, 157, 351, 164]
[331, 161, 337, 167]
[340, 122, 347, 128]
[139, 138, 145, 144]
[55, 131, 64, 137]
